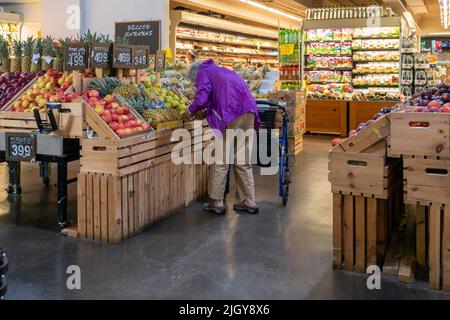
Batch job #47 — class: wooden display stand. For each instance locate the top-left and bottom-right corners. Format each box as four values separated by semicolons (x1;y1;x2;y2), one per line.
349;101;398;131
306;100;347;137
77;117;212;243
269;90;306;157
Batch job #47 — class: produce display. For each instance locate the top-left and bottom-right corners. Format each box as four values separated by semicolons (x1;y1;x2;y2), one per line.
306;42;352;55
306;56;353;70
353;62;400;74
0;71;43;108
353;74;399;86
304;25;401;101
306;70;352;84
9;69;75;112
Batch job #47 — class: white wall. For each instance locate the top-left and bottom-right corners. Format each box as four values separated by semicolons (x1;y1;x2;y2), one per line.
40;0;81;38
81;0;170;48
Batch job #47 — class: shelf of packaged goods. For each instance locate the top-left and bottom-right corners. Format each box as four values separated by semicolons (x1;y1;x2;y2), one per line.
352;36;400;40
353;59;399;63
353;72;399;75
304;40;352;43
352;48;399;52
305;68;353;71
279;79;301;82
176;47;278;58
353;84;399;88
305;53;353;57
176;35;278;50
307;81;352;85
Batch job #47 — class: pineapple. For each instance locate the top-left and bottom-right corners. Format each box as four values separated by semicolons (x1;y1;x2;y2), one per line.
89;77;124;96
21;36;35;73
0;37;10;73
30;38;42;72
41;36;53;71
52;38;65;72
10;39;22;72
113;84;141;98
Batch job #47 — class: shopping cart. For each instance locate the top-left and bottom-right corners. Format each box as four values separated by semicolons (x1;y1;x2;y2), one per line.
224;100;291;206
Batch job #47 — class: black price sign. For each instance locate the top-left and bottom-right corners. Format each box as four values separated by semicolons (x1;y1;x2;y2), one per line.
64;43;89;71
5;133;36;162
133;46;148;68
112;44;133;69
90;43;111;68
115;21;160;54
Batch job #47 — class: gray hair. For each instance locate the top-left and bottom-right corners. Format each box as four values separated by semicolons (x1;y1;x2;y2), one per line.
187;60;203;81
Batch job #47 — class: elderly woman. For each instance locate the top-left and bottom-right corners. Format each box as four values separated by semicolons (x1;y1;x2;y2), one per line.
186;59;261;215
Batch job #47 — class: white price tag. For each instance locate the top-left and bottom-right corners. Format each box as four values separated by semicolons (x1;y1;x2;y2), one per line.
44;55;54;64
32;53;40;64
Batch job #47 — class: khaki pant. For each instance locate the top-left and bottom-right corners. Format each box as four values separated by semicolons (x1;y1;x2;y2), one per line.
209;113;255;201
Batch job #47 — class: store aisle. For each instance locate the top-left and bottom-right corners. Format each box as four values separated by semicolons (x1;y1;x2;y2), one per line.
0;136;449;300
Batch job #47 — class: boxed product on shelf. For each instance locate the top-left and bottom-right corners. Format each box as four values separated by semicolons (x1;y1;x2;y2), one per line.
352;27;400;39
353;62;399;74
352;39;399;50
353;51;400;62
306;42;352;55
353;74;399;86
305;28;352;42
306;70;351;83
306;56;353;69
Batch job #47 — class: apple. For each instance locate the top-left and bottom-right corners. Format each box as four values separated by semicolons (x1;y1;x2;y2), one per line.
103;109;111;116
104;95;114;103
102;115;112;124
109;122;120;131
89;90;100;98
142;124;151;131
121;106;129;114
111;114;120;122
119;115;129;122
116;129;126;137
110;102;120;109
38;98;48;108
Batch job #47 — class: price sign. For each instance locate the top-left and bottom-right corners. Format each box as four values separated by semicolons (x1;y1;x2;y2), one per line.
155;50;166;72
280;44;295;55
5;133;36;162
90;43;111;68
133;46;149;68
112;44;133;69
64;43;89;71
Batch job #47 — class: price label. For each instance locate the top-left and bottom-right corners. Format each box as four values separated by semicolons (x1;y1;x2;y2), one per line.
280;44;295;55
90;43;111;68
133;46;149;68
155;50;166;72
32;53;40;64
64;44;89;71
5;133;36;162
112;44;133;69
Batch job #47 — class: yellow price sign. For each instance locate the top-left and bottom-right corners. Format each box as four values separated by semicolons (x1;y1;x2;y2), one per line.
280;44;295;55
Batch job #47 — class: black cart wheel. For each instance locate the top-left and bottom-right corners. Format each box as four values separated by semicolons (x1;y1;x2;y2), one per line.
43;176;50;186
282;170;290;207
6;185;13;195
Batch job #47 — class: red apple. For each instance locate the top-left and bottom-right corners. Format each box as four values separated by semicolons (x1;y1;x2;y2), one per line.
109;122;120;131
116;129;126;137
89;90;100;97
102;115;112;124
142;124;151;131
111;114;120;122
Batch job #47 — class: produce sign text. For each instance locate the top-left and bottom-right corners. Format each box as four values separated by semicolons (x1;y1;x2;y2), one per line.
113;45;133;69
5;133;36;162
64;44;89;71
115;21;161;54
133;46;149;68
91;44;111;68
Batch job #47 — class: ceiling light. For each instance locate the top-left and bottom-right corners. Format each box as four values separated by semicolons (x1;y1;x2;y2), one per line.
238;0;302;22
439;0;450;29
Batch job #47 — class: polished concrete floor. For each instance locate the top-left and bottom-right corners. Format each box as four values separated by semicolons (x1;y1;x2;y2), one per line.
0;136;449;300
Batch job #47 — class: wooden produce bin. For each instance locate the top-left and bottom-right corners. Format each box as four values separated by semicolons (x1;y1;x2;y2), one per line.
349;101;398;131
78;120;212;243
306;100;347;137
270;91;306;157
330;119;402;273
389;113;450;159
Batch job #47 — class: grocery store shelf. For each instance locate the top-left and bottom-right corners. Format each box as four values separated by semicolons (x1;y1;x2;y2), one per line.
177;35;278;50
305;68;353;71
353;59;399;63
176;47;278;58
307;81;352;84
304;40;351;43
305;53;352;57
352;48;399;52
353;72;399;75
353;84;399;88
353;36;400;40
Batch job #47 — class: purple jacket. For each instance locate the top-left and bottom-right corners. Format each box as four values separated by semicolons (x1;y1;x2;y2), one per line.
188;59;261;133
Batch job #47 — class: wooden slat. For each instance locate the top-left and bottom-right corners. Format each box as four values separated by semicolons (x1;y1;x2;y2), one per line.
77;174;87;238
99;175;108;242
144;168;150;225
128;174;135;236
93;175;101;241
333;193;343;268
416;205;426;266
121;177;129;239
366;197;377;267
108;176;122;243
443;207;450;292
398;206;416;284
149;166;156;223
86;174;94;240
355;196;366;273
377;199;387;260
429;206;442;290
343;195;354;272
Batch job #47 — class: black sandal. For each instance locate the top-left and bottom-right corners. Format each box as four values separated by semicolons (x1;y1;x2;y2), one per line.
233;202;259;214
203;202;226;215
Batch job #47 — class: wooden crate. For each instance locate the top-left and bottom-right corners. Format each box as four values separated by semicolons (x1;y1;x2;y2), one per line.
329;140;400;199
405;204;450;292
338;115;390;153
81;120;211;176
404;157;450;207
306;99;347;136
332;188;401;272
77;162;209;243
349;101;397;131
0;102;85;138
389;112;450;159
288;135;303;156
